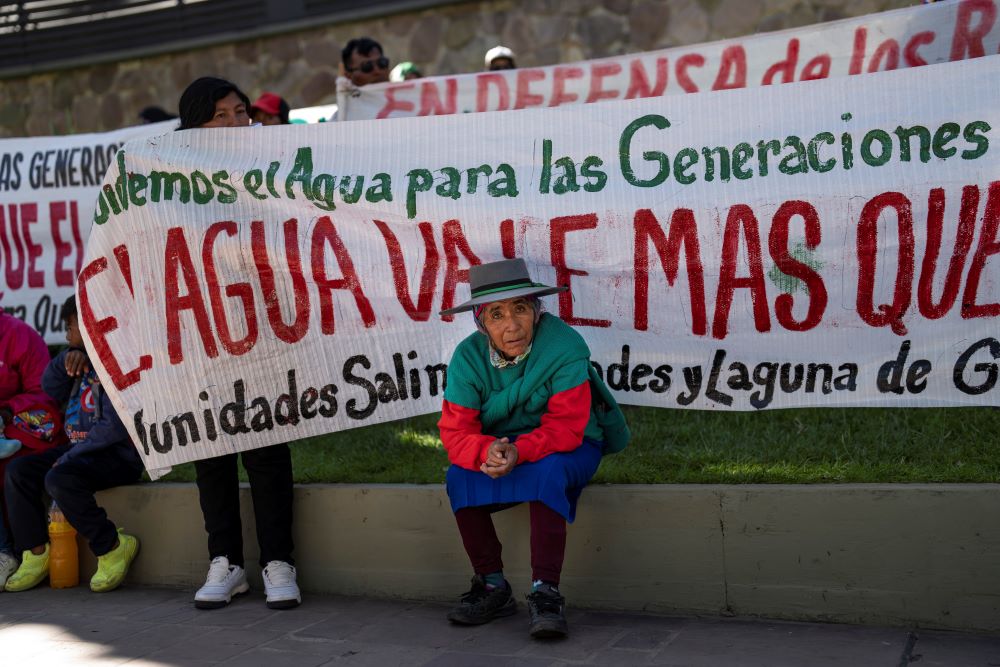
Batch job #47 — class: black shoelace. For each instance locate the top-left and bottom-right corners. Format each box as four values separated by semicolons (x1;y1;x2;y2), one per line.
529;590;563;615
460;582;488;604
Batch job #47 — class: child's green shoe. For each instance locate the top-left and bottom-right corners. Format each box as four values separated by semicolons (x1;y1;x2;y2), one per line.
90;530;139;593
5;545;49;592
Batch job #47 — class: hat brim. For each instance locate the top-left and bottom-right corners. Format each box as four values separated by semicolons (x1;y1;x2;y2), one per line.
440;284;567;316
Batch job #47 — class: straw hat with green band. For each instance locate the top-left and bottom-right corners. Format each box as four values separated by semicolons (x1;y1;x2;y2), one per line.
439;258;567;316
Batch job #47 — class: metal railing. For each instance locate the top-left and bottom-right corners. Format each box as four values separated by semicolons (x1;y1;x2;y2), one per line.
0;0;461;76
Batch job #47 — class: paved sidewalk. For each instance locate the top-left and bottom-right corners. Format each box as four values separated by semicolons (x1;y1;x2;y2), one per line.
1;586;998;666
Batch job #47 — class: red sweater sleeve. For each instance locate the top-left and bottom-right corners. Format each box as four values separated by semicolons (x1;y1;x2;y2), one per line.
438;400;494;471
513;381;591;464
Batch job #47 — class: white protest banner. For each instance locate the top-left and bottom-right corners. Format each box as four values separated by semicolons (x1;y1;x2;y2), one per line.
83;55;999;475
0;121;174;342
338;0;999;121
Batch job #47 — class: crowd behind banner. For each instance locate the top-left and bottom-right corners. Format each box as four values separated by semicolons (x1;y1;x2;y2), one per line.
81;54;1000;476
333;0;1000;121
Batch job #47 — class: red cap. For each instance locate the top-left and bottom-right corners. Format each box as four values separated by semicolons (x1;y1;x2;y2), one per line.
251;92;283;116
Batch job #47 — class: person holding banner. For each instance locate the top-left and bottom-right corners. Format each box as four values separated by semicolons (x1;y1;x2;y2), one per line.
438;258;629;638
341;37;391;87
176;77;301;611
0;311;66;588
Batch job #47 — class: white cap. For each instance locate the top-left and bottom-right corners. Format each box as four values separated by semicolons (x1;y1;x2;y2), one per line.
485;45;515;67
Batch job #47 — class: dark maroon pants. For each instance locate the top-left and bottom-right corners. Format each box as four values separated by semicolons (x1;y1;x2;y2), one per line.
454;501;567;584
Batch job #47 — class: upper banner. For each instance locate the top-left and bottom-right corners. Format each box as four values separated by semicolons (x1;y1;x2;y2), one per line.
83;55;999;474
0;121;173;342
338;0;1000;121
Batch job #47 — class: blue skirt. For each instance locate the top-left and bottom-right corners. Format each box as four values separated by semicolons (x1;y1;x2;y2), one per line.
446;437;603;523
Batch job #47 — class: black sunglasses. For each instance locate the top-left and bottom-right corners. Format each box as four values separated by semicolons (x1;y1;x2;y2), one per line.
350;56;389;74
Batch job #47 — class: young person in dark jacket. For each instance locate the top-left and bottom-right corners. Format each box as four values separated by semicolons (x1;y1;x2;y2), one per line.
4;297;143;592
177;77;300;611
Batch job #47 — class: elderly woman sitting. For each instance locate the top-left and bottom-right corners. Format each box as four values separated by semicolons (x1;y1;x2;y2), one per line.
438;258;628;639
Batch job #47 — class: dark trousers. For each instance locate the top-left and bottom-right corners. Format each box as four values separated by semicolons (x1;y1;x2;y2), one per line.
455;501;567;585
194;443;294;568
0;445;41;553
4;444;143;557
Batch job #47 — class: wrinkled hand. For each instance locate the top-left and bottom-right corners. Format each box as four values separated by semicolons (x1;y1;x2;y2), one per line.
481;438;518;479
65;350;89;377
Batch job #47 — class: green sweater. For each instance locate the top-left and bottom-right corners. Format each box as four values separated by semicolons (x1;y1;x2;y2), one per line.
443;313;629;453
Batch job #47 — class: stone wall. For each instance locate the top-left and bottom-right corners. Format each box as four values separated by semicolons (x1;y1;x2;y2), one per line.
0;0;913;138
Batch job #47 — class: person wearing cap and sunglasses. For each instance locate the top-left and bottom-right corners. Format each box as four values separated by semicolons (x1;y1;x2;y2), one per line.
438;258;629;639
342;37;391;87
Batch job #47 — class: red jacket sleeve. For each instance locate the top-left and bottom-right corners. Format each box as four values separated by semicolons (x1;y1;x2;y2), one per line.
438;400;494;471
513;381;591;464
2;325;55;416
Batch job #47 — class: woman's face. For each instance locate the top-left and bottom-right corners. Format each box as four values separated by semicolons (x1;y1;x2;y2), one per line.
199;91;250;128
482;297;536;359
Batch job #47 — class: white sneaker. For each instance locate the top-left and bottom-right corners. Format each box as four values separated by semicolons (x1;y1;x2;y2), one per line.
262;560;301;609
194;556;249;609
0;551;17;589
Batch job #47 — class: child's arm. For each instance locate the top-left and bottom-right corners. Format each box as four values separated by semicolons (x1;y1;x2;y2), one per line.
56;387;130;465
41;349;76;404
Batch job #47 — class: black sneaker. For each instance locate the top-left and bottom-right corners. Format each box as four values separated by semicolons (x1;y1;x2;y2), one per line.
526;583;568;638
446;575;517;625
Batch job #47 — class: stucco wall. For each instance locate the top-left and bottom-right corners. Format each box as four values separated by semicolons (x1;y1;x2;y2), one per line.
0;0;913;137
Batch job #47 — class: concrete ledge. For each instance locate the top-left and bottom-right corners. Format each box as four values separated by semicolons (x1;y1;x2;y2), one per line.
79;484;1000;632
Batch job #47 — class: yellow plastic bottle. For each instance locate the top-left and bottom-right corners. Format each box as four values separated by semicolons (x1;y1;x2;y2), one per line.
48;503;79;589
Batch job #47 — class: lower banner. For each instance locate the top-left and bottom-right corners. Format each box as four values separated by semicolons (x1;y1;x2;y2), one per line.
82;56;1000;474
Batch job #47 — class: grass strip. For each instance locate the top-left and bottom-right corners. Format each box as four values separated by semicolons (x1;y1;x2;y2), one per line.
156;406;1000;485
